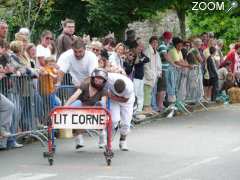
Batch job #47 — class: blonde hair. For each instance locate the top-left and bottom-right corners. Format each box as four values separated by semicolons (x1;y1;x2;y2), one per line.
10;41;23;54
26;43;35;52
208;38;216;47
15;32;28;42
192;38;202;46
115;43;125;51
91;41;102;49
45;56;56;63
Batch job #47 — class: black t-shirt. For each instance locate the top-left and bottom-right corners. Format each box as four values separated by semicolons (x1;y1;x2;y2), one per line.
78;80;107;106
207;56;218;80
123;61;134;76
133;52;150;80
181;48;189;62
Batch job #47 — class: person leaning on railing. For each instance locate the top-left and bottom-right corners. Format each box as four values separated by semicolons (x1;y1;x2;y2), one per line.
0;67;24;149
0;50;14;137
0;35;24;149
0;92;14;137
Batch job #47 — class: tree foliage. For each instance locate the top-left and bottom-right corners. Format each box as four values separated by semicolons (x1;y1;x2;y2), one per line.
3;0;239;45
188;1;240;51
2;0;54;42
40;0;165;40
86;0;163;39
46;0;89;37
2;0;174;40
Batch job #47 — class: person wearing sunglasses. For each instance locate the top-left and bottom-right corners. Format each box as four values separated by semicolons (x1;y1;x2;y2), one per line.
36;30;53;68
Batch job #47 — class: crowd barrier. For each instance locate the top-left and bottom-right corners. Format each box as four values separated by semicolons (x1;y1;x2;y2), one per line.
163;64;208;117
0;68;208;148
0;74;73;148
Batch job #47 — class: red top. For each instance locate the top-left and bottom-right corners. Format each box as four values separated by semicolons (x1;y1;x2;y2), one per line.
221;49;236;73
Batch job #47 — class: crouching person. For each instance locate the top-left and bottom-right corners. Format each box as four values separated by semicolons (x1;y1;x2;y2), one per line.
107;73;135;151
0;93;14;137
65;68;108;149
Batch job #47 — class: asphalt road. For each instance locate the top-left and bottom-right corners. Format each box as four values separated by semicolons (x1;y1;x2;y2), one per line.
0;104;240;180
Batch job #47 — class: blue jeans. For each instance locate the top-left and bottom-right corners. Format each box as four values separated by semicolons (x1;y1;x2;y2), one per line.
6;93;21;148
151;83;158;111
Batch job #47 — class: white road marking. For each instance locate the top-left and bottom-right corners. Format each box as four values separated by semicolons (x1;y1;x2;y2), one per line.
159;156;220;179
231;146;240;152
0;173;57;180
95;176;135;179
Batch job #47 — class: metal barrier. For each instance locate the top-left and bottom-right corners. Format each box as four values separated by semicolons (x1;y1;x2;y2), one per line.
0;74;74;148
164;64;208;117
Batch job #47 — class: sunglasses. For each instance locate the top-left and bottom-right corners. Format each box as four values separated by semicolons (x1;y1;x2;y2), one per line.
92;48;100;52
45;37;53;40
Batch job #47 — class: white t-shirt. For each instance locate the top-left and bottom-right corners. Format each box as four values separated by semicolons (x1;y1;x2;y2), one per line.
109;52;124;68
36;44;51;58
107;73;134;99
57;49;98;85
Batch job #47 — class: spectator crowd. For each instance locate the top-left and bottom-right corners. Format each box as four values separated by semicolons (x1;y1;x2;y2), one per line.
1;18;240;150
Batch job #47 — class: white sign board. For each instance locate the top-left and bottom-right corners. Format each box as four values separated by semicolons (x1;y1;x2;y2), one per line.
51;107;109;129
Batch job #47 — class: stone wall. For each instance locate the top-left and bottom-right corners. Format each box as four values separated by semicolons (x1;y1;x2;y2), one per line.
127;10;180;45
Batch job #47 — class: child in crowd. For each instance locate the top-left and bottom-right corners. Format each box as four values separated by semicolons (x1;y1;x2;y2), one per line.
204;47;218;101
39;56;61;110
218;61;231;91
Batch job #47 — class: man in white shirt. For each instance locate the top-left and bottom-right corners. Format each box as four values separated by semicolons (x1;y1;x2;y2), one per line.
57;37;98;86
107;73;135;151
57;38;98;149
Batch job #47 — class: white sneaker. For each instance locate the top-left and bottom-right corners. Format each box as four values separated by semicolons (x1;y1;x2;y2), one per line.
75;134;84;149
98;130;106;149
0;128;11;137
11;142;24;149
119;140;128;151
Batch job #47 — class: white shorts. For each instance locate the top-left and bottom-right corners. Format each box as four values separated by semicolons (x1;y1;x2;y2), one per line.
110;95;134;136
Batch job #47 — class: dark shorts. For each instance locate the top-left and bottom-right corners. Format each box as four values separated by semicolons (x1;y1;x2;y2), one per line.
157;71;166;92
203;78;217;86
210;78;218;86
203;79;211;86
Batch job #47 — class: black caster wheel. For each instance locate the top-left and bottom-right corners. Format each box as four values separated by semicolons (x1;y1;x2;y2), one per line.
52;147;56;154
48;158;54;166
43;152;49;158
104;150;113;166
107;159;111;166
